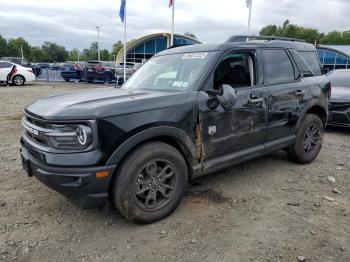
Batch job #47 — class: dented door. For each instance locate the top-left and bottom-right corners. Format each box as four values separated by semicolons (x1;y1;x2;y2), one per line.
197;86;268;160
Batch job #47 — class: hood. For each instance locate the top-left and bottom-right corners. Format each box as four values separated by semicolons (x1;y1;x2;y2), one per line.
330;86;350;103
25;87;192;120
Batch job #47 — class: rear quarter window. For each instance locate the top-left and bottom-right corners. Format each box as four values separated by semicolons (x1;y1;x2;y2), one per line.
298;51;322;76
262;49;296;85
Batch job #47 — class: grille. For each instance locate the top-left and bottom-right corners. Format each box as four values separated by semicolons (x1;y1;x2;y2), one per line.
22;113;51;147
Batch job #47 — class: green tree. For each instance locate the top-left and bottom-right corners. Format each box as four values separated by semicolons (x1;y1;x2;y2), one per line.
100;49;111;61
112;41;123;59
6;37;31;58
259;20;321;44
30;46;45;63
41;42;68;62
0;35;8;57
259;25;278;37
319;31;344;45
68;48;81;61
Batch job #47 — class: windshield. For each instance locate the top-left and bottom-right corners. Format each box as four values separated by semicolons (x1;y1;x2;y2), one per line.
123;52;212;91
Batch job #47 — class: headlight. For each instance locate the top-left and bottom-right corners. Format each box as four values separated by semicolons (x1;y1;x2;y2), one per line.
46;124;93;150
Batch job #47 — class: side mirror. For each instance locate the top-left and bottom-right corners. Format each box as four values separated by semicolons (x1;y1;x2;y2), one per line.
205;84;237;111
217;85;237;110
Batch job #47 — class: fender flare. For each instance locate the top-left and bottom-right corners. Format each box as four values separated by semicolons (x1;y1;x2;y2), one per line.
106;126;198;166
296;101;328;129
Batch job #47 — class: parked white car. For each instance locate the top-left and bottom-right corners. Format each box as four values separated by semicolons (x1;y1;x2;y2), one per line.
0;61;35;86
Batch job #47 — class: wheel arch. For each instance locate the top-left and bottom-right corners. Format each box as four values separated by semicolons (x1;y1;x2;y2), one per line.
106;126;200;180
12;74;26;84
305;105;328;127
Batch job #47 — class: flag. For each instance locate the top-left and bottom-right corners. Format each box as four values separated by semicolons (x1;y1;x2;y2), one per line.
119;0;125;22
169;0;174;8
246;0;252;8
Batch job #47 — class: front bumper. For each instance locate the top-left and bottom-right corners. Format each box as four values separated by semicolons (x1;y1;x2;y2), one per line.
328;106;350;128
20;144;117;209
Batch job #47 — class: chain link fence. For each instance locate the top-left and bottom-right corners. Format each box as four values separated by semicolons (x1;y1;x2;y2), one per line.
34;61;126;86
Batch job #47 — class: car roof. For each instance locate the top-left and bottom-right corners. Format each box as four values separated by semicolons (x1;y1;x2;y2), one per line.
156;40;316;57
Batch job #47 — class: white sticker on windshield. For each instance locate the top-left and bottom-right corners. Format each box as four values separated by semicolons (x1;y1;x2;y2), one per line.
172;81;189;88
182;53;208;60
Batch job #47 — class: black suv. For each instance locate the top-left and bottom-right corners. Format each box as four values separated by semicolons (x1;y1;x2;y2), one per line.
20;36;330;224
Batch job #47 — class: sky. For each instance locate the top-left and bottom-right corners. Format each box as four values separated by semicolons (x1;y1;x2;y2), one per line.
0;0;349;51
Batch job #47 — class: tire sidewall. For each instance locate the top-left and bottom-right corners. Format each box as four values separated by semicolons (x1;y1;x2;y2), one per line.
112;142;188;224
293;114;324;164
12;75;25;86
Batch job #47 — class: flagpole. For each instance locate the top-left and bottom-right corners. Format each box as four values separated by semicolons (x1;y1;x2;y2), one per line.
123;0;127;83
171;0;175;46
248;0;252;33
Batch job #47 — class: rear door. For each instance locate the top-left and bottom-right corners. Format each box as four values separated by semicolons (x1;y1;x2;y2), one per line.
0;62;13;81
262;49;300;141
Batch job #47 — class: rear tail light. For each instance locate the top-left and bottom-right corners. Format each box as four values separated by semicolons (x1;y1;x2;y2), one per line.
27;68;33;73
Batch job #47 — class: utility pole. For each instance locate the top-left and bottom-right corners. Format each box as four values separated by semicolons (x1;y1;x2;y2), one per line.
247;0;253;33
96;26;101;62
20;45;24;59
171;0;175;46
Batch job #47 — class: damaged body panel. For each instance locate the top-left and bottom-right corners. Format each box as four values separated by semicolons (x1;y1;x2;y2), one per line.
20;37;330;223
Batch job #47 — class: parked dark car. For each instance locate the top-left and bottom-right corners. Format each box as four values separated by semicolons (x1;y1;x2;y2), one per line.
50;64;62;71
20;36;330;224
115;62;135;84
61;62;84;82
326;69;350;127
86;61;116;83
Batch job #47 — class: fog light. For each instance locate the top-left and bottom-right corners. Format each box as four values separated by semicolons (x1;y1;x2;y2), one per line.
96;171;109;179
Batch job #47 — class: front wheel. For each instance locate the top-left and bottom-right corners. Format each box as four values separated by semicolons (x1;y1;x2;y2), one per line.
12;75;25;86
287;113;324;164
111;141;188;224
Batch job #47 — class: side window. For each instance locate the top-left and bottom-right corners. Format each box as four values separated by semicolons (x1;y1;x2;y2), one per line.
298;51;322;76
214;52;255;90
0;62;10;68
262;49;295;85
289;49;312;77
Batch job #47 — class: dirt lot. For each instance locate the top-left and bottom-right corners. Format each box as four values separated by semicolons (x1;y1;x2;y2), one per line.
0;82;349;262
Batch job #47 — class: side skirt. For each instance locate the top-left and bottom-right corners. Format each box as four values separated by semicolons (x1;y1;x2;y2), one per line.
192;135;295;179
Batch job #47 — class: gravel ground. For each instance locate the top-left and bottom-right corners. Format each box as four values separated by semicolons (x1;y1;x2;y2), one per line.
0;82;349;262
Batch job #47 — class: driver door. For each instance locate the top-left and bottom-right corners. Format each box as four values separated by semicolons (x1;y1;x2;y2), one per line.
197;51;268;163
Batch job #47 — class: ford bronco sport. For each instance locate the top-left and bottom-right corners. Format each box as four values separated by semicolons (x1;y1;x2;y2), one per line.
20;36;331;223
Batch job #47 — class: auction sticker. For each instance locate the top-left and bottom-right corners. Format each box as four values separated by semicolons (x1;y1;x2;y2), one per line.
182;53;208;59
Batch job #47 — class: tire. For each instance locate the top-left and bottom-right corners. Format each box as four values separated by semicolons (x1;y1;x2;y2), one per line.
111;141;188;224
12;75;25;86
287;113;324;164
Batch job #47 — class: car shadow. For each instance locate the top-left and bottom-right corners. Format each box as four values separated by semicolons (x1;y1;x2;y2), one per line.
326;125;350;135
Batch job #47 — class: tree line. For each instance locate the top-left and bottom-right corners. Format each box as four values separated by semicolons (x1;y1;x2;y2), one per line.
0;35;124;63
260;20;350;44
1;22;349;63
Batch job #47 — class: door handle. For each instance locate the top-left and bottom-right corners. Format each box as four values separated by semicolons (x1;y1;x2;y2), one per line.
249;97;264;104
294;90;305;96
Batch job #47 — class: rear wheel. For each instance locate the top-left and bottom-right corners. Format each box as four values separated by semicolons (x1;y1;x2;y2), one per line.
287;113;324;164
12;75;25;86
111;141;188;224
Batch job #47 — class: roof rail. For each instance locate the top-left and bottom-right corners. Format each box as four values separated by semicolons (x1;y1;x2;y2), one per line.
226;35;305;43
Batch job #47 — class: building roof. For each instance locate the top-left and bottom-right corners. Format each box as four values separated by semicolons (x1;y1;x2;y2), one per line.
322;45;350;57
116;32;201;63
